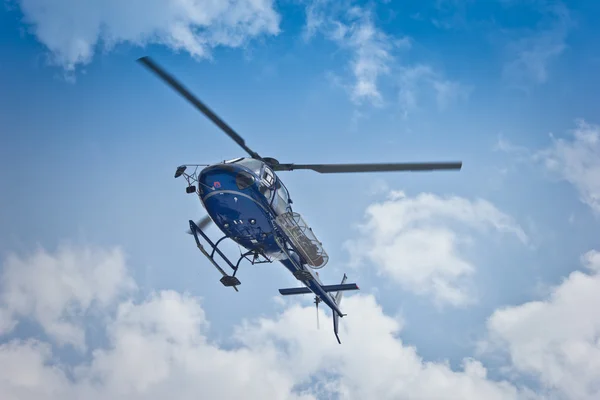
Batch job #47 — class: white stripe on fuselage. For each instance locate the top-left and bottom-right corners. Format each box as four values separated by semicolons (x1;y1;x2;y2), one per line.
202;189;270;213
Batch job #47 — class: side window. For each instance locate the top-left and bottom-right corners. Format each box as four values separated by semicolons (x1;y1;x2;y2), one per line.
235;171;255;190
263;167;275;187
276;181;289;204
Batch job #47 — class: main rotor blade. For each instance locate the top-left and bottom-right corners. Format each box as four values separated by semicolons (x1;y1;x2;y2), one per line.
186;215;213;235
271;161;463;173
137;56;262;160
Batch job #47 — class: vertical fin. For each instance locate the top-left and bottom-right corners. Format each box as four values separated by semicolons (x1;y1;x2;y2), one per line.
335;273;348;305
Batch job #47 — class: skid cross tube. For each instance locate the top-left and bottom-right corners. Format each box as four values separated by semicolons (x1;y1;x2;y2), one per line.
234;250;256;275
211;236;229;259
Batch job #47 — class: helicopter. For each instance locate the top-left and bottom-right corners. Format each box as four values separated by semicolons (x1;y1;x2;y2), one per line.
138;56;463;344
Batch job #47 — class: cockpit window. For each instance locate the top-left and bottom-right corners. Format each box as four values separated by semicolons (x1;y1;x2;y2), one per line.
235;171;255;190
236;158;263;175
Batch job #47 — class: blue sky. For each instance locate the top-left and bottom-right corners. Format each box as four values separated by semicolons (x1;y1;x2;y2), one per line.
1;0;600;398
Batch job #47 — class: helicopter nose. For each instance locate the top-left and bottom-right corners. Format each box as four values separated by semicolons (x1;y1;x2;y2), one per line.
198;164;238;191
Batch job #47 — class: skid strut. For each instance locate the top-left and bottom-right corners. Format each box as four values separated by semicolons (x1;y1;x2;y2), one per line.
188;220;241;292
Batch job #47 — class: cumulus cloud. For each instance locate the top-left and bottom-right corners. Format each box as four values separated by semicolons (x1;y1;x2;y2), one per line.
238;295;529;400
0;245;135;350
13;0;281;71
485;248;600;400
345;191;528;306
0;244;540;399
303;1;466;110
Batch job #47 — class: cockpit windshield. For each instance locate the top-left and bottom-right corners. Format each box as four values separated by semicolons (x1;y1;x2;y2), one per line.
235;158;263;175
275;180;289;204
272;179;291;215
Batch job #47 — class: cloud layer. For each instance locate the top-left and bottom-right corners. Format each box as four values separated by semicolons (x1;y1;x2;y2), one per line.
0;244;546;400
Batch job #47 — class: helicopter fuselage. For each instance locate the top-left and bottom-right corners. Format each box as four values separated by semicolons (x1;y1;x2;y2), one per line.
198;157;290;256
197;157;343;316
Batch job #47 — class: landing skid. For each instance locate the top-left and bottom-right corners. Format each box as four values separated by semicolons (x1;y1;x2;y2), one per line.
188;219;273;292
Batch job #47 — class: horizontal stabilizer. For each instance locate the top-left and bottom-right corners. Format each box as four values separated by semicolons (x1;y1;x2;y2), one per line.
279;283;359;296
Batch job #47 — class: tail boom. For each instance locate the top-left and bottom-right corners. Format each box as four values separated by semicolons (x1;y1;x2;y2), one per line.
279;272;358;344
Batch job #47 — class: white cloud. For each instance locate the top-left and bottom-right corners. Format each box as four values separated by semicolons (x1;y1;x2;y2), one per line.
304;2;404;106
0;245;135;350
536;119;600;215
342;10;398;105
581;250;600;272
14;0;281;72
485;248;600;400
303;1;466;111
237;295;529;400
345;191;528;306
0;244;540;399
0;340;73;399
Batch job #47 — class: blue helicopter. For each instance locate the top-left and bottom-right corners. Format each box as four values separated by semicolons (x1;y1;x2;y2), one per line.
138;56;463;343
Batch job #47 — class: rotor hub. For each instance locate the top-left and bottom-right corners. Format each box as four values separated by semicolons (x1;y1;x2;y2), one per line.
263;157;280;166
